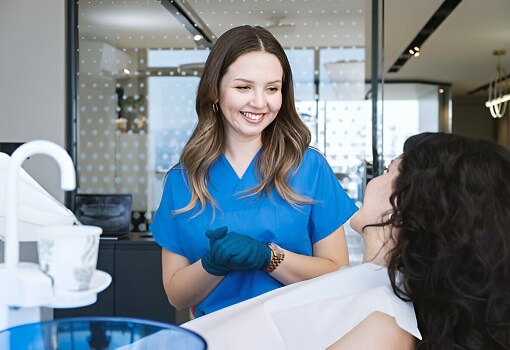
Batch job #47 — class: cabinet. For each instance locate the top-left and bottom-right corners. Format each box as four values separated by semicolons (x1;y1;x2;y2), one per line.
54;233;176;324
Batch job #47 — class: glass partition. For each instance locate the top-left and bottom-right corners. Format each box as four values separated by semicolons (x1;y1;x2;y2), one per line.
73;0;450;267
75;0;369;234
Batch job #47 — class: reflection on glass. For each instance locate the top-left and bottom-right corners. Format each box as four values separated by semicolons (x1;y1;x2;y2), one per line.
75;0;443;249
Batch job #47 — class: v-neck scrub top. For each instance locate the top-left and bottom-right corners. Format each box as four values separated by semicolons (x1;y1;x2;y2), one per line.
150;147;358;317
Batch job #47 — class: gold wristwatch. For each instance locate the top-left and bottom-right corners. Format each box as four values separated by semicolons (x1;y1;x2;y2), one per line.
266;242;285;273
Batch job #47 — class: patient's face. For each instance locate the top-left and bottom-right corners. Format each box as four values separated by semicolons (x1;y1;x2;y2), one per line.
350;157;401;234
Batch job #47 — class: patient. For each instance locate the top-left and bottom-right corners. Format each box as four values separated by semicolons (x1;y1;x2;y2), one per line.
182;132;510;349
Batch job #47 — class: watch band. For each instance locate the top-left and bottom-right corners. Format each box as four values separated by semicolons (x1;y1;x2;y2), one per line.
266;242;285;273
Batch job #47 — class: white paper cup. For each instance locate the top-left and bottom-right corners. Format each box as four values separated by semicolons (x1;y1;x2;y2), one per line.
37;225;102;294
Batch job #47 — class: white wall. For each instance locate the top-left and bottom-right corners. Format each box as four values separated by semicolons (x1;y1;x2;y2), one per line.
0;1;67;320
0;0;67;202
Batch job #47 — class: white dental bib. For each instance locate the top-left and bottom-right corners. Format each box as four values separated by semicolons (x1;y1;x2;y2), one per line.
183;263;421;350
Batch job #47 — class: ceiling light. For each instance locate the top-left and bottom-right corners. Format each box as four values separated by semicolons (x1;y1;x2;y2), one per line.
486;50;509;118
388;0;462;73
193;34;203;41
486;94;510;107
408;47;420;57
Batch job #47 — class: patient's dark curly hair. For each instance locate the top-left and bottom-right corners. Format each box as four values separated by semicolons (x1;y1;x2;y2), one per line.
386;132;510;349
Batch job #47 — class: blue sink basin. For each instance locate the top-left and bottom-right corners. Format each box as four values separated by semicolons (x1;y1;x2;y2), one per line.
0;317;206;349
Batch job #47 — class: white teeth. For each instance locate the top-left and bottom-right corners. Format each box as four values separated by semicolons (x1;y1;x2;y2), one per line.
241;112;264;120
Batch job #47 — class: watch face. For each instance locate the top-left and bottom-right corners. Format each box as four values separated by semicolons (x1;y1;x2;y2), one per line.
271;243;284;255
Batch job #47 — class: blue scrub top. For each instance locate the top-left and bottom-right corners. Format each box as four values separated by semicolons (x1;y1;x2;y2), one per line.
150;148;358;317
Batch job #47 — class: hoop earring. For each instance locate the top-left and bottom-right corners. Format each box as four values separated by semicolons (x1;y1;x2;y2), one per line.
212;103;219;113
388;212;394;221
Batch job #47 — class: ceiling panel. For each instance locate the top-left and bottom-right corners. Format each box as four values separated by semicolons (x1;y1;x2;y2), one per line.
78;0;510;97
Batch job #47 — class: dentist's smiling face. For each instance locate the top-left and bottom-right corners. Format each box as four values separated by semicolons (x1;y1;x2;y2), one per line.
218;51;283;143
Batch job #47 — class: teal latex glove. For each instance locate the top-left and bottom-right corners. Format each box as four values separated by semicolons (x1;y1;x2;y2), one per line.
201;226;230;276
209;231;272;272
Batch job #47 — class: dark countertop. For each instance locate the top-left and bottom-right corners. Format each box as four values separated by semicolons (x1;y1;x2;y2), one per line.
100;231;153;241
99;231;156;249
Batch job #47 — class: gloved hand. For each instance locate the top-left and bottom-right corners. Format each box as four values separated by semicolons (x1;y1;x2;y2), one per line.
208;230;271;272
201;226;230;276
